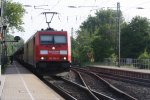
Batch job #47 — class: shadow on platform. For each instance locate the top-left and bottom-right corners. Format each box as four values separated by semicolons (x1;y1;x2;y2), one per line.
4;61;32;75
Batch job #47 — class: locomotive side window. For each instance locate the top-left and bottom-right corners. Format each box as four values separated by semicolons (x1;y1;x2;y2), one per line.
40;35;53;44
54;35;67;44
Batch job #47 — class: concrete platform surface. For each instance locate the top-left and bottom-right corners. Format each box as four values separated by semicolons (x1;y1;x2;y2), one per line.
0;75;5;98
91;65;150;74
0;61;64;100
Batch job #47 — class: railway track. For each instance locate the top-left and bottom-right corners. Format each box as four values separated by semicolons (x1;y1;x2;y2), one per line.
68;68;137;100
79;66;150;87
97;72;150;87
40;69;137;99
71;66;150;100
42;76;99;100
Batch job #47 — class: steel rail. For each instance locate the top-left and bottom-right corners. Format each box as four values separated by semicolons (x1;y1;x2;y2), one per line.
72;70;99;100
98;72;150;87
92;72;137;100
72;67;137;100
71;69;116;100
60;77;99;100
82;66;150;87
42;77;77;100
43;76;99;100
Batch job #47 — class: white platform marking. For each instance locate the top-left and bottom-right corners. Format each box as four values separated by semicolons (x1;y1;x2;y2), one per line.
14;62;35;100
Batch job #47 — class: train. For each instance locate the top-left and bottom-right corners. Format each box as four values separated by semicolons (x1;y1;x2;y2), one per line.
14;27;71;76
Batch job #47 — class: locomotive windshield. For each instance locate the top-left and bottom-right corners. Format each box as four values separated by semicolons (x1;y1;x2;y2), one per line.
40;35;53;44
40;35;67;44
54;36;66;44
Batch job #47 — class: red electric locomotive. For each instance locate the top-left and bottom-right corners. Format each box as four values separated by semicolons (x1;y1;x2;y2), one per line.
15;12;71;75
24;28;71;75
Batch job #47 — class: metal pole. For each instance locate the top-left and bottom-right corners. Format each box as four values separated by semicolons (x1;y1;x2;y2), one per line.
71;27;73;38
3;25;7;65
117;2;121;67
0;0;3;75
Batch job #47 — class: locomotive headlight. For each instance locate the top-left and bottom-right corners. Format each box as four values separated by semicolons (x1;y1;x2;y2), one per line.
52;47;55;50
63;57;67;60
41;57;44;60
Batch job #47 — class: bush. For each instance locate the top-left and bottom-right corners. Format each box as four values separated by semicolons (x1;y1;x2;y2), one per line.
137;50;150;69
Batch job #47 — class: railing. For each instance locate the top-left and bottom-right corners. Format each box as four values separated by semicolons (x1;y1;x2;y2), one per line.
104;58;150;69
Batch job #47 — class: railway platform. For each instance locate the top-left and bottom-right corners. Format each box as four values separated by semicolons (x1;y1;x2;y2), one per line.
87;65;150;79
89;65;150;73
0;61;64;100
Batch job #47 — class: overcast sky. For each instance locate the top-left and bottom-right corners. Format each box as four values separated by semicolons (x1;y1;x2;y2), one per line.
12;0;150;41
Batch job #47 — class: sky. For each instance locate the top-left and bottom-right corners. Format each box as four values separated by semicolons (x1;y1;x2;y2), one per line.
11;0;150;42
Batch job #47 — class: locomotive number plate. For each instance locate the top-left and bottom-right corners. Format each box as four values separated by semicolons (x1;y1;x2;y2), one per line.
49;51;60;54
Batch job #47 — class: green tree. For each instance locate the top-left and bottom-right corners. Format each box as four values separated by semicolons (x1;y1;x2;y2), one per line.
138;49;150;59
3;0;25;32
76;9;123;63
76;29;92;62
2;1;25;55
71;37;80;64
137;49;150;69
6;34;24;56
121;16;150;58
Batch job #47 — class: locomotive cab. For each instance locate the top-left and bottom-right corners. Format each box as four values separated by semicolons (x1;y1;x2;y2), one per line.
35;30;71;75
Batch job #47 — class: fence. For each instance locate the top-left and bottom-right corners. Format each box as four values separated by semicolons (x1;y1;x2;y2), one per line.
104;58;150;69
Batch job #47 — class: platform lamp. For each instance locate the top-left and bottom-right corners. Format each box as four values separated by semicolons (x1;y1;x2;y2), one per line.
14;36;20;42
